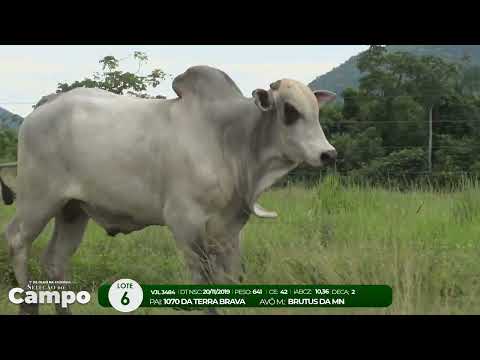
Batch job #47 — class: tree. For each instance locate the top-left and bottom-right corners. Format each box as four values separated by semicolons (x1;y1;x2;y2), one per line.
330;127;385;173
36;52;170;108
306;45;480;186
461;65;480;96
0;127;18;162
342;87;361;120
351;148;427;183
355;46;467;174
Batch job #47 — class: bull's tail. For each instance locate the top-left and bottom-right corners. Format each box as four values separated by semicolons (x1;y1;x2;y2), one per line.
0;176;15;205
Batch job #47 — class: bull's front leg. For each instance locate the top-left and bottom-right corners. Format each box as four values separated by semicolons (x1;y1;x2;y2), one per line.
182;234;242;285
166;200;248;314
165;206;219;315
203;212;247;284
177;238;230;315
207;234;242;284
170;219;246;314
184;232;242;316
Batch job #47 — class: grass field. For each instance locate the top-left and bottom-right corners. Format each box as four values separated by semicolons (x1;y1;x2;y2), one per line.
1;175;480;315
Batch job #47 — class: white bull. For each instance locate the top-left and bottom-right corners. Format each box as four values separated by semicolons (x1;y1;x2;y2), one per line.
1;65;337;315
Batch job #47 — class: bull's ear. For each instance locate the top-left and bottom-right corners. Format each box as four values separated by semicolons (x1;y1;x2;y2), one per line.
314;90;336;107
253;89;274;111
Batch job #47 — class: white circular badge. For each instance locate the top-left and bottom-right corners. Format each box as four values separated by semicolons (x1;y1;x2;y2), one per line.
108;279;143;313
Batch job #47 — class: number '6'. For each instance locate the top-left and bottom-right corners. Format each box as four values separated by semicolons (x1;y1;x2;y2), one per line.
121;291;130;305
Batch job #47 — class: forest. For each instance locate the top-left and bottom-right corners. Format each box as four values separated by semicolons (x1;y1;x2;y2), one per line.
293;45;480;187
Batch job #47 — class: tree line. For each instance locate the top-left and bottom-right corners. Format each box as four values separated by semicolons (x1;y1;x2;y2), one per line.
290;45;480;187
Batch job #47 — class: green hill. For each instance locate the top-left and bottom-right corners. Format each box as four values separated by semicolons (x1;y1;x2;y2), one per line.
0;107;23;130
309;45;480;97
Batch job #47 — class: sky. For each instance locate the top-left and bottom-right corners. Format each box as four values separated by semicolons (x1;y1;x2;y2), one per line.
0;45;369;117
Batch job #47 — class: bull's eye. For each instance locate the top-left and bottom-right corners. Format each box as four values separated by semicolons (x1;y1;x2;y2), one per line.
284;102;300;126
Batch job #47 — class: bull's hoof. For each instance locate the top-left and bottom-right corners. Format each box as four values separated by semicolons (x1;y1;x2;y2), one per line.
19;303;39;315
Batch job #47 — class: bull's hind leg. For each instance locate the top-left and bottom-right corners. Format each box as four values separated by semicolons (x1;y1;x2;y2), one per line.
5;206;59;315
41;201;89;315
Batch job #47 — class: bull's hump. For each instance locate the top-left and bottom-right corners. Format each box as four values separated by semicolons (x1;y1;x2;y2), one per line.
172;65;244;101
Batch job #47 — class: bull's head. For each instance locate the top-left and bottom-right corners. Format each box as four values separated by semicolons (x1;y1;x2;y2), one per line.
252;79;337;168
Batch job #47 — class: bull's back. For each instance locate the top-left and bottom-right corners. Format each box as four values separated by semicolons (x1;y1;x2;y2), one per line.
17;89;174;212
17;88;234;221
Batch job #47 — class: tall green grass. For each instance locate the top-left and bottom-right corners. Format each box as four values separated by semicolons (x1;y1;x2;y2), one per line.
1;175;480;315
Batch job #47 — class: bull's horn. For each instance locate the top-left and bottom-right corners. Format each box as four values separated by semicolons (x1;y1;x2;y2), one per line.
252;202;278;219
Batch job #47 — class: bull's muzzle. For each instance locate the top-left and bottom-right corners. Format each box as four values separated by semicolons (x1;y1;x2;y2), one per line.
320;149;337;166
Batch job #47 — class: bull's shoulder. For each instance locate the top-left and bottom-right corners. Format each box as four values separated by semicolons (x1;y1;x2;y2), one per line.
172;65;244;101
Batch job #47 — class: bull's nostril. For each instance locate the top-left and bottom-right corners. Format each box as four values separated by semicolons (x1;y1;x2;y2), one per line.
320;150;337;164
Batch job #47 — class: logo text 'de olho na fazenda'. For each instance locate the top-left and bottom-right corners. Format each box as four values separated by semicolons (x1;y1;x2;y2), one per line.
8;280;91;309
